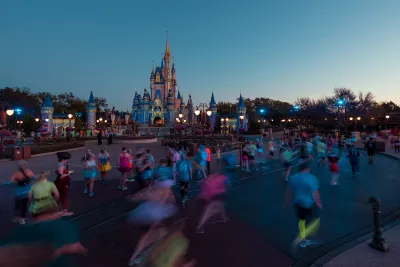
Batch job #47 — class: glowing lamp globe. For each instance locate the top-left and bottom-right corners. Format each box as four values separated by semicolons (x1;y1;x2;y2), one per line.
206;110;212;116
194;110;200;116
6;109;14;116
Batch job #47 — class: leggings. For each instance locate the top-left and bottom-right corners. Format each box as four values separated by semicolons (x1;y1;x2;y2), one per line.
15;198;29;218
179;181;189;198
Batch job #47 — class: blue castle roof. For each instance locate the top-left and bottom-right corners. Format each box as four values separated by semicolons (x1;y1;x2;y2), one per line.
238;94;245;108
42;93;53;108
210;92;216;105
177;91;182;99
88;91;95;104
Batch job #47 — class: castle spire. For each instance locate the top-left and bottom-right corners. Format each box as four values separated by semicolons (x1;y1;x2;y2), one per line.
164;31;170;59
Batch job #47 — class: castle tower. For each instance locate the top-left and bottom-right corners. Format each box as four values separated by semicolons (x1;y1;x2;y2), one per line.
86;91;96;128
142;89;151;124
186;94;194;124
175;90;182;109
131;92;139;122
41;93;54;133
209;92;217;129
236;93;247;131
166;89;174;123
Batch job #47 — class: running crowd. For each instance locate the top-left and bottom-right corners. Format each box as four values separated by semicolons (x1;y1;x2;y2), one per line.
0;130;379;266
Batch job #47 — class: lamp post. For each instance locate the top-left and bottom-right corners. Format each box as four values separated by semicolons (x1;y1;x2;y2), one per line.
178;113;183;141
336;99;344;137
239;115;244;141
385;115;389;130
68;113;73;127
195;103;209;124
356;117;361;130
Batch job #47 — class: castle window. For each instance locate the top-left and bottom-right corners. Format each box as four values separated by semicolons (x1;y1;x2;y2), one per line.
156;72;160;83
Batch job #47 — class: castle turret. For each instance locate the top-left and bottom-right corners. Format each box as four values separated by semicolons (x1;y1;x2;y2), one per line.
131;92;139;121
186;94;194;124
166;89;174;123
86;91;96;128
209;92;217;129
41;93;54;133
236;94;247;131
142;89;151;124
175;90;182;109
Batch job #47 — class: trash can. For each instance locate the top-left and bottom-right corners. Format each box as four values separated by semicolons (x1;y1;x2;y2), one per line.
22;146;31;159
11;146;22;161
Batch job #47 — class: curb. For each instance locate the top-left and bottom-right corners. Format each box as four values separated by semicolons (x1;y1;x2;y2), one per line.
293;206;400;267
356;147;400;161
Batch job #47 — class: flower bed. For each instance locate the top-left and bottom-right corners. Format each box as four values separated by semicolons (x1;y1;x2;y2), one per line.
30;141;85;155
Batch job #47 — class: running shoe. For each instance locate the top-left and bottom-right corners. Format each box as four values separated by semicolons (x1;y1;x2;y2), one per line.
62;211;74;216
121;186;128;191
89;192;94;197
19;219;26;225
299;239;311;248
84;188;88;194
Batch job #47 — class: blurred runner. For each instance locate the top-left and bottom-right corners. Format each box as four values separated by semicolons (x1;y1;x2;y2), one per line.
285;161;322;248
196;173;229;234
9;161;35;224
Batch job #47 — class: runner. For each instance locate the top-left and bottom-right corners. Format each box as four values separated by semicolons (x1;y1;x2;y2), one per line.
54;152;73;216
196;173;229;234
83;153;97;197
216;144;221;164
98;148;111;185
267;139;276;160
248;141;259;171
154;159;173;182
241;143;250;172
316;140;327;167
327;151;340;185
348;142;361;178
285;161;322;248
127;179;178;266
118;147;132;190
9;161;35;224
2;171;87;267
176;153;192;204
194;145;207;179
280;147;293;182
365;136;377;164
29;171;59;217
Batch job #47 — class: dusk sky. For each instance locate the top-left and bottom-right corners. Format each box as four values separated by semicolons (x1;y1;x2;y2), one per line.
1;0;400;110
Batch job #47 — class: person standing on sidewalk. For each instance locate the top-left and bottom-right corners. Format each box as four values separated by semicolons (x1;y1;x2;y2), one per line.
285;161;322;248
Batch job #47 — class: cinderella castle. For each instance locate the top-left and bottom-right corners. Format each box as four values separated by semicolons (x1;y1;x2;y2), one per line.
131;36;196;125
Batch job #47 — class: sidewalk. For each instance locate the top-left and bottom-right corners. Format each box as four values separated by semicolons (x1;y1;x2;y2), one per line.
322;222;400;267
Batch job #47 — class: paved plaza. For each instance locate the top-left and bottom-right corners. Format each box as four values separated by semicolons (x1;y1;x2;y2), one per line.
0;138;399;266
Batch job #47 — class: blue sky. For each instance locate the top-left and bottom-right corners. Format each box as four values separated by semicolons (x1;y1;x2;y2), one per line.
1;0;400;110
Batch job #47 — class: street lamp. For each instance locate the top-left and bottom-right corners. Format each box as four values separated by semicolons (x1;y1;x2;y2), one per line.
194;109;200;116
35;118;39;122
385;115;390;130
68;113;73;127
336;99;345;136
206;110;212;116
45;118;49;122
179;113;183;119
6;109;14;116
349;117;354;121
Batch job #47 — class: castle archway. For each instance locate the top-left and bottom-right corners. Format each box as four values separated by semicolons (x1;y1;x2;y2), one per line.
153;117;163;125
